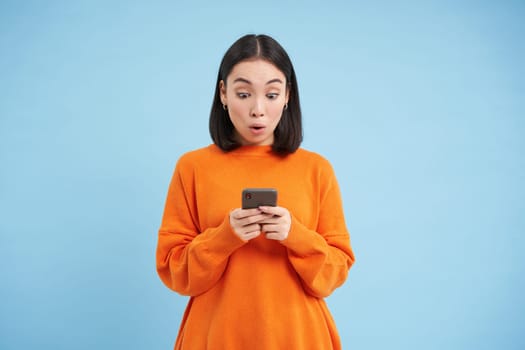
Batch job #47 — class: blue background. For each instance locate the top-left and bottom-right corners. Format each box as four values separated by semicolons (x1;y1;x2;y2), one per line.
1;0;524;349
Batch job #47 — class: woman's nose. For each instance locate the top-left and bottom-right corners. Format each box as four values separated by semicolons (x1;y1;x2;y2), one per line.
250;98;265;117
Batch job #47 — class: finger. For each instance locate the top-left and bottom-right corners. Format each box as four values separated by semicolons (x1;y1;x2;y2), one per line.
240;213;274;226
245;223;262;233
257;216;280;225
241;228;261;241
265;232;278;240
231;208;262;220
251;213;275;224
258;206;288;217
261;224;279;233
265;232;287;241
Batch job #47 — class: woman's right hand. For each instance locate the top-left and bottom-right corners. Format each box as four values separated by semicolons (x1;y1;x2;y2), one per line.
229;208;272;242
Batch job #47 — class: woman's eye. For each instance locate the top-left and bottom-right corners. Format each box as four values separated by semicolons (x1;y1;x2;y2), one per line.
237;92;250;99
267;93;279;100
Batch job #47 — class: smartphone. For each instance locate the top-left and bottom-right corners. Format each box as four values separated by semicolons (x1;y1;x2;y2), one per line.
242;188;278;209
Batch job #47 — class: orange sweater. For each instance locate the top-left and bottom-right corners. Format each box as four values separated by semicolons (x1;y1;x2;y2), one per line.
156;144;355;350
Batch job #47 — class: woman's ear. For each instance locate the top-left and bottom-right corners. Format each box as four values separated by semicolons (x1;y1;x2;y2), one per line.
219;80;227;105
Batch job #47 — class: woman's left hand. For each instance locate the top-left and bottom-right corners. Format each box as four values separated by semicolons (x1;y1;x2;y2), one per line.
257;206;291;241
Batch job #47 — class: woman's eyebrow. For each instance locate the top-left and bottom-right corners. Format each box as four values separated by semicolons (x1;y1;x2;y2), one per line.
233;77;251;84
232;78;284;85
266;78;284;85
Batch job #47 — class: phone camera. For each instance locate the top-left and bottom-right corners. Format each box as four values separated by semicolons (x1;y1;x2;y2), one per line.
245;193;252;200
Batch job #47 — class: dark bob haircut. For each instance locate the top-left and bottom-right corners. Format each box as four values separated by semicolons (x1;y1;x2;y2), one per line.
209;34;303;155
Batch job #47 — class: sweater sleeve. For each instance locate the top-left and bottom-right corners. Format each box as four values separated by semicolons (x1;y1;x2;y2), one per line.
280;163;355;298
156;160;246;296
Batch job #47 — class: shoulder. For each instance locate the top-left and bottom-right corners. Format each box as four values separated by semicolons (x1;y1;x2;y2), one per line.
178;144;222;162
175;144;224;171
291;149;339;185
291;148;340;192
292;148;334;171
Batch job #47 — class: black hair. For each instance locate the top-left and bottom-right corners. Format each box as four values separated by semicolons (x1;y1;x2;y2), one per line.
209;34;303;155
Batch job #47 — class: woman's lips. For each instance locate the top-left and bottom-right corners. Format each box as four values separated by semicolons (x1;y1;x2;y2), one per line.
249;125;266;135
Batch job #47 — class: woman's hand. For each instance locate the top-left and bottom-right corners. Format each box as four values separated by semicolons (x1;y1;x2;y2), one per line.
229;208;273;242
257;206;291;241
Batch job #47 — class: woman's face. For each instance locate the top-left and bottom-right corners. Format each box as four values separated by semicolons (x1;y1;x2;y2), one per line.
220;59;289;146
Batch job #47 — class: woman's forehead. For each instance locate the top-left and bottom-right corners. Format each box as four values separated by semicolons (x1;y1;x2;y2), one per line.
227;59;285;85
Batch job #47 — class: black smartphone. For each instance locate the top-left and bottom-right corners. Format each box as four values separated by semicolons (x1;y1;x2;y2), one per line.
242;188;278;209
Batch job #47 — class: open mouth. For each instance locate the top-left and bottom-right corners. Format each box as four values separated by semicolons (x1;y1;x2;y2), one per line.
249;125;266;135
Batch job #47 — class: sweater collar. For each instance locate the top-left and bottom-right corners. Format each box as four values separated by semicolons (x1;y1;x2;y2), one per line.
210;144;274;157
230;145;273;156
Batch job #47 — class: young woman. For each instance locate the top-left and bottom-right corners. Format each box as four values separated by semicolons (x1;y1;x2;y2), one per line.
156;34;355;350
